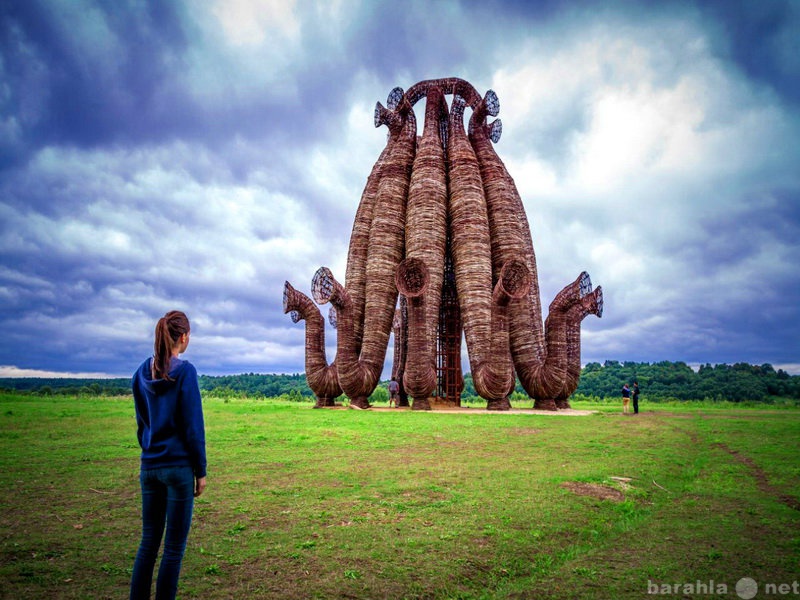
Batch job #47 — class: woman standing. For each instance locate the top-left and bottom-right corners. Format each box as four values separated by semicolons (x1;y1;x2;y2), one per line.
130;311;207;600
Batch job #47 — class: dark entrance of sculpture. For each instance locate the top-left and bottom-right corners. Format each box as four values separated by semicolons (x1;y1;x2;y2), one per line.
283;78;603;411
436;248;461;406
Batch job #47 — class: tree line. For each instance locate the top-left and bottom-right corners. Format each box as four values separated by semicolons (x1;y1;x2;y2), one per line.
1;361;798;403
574;360;800;403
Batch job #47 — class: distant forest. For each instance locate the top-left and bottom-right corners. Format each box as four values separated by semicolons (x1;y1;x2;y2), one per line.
1;361;798;403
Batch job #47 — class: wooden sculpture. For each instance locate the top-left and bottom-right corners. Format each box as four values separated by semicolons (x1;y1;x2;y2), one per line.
283;78;603;410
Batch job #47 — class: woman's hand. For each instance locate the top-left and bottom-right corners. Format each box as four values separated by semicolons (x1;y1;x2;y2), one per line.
194;476;207;497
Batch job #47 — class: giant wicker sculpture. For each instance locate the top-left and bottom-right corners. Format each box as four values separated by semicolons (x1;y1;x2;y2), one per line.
284;78;603;410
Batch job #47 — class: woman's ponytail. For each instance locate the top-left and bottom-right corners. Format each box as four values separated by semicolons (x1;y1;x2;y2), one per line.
151;310;191;380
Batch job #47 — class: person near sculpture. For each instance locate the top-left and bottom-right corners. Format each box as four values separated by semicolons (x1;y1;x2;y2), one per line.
632;381;640;414
130;310;207;600
621;383;631;415
388;377;400;407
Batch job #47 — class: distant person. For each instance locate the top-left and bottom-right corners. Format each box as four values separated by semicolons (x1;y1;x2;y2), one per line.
621;383;631;415
388;377;400;408
632;381;640;414
130;311;207;600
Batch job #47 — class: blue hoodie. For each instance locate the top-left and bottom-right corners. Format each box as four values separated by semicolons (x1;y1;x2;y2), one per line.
132;357;207;478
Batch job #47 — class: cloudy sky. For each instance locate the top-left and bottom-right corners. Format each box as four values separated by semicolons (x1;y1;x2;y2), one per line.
1;0;798;379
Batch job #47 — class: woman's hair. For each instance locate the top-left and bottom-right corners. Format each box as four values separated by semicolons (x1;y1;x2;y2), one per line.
152;310;191;380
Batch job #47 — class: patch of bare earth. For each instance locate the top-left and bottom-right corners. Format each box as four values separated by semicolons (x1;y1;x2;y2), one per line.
560;482;625;503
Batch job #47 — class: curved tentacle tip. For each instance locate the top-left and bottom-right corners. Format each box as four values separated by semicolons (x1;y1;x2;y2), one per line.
374;101;385;128
283;280;295;313
579;271;593;298
311;266;335;304
499;258;531;299
484;89;500;117
386;86;404;110
594;286;604;318
396;257;430;297
490;119;503;144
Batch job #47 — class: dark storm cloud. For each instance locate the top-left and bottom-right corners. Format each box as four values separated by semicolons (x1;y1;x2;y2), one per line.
1;0;376;177
1;1;189;159
699;0;800;104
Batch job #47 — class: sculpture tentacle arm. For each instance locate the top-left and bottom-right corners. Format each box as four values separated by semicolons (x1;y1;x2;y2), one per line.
555;286;603;408
549;271;592;314
450;94;530;408
316;101;417;409
527;276;599;409
283;281;341;407
312;266;377;408
468;97;548;394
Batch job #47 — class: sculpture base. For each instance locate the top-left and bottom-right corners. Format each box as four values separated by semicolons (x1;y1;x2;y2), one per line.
313;397;337;408
429;397;460;409
486;397;512;411
411;397;432;410
349;397;371;410
534;398;558;411
555;398;571;410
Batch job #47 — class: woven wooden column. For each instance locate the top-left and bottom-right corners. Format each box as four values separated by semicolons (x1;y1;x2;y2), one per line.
469;95;546;377
447;95;493;388
448;94;527;406
402;86;449;406
344;88;405;355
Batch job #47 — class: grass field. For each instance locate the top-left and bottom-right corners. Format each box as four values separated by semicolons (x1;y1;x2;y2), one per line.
1;394;798;599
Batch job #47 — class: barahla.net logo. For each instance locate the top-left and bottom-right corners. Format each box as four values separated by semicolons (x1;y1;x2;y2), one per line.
648;577;800;598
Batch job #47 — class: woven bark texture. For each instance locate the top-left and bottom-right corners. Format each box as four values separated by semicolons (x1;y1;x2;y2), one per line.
284;78;602;408
282;281;341;406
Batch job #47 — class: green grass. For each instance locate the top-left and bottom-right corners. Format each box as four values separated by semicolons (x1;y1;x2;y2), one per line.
1;394;798;599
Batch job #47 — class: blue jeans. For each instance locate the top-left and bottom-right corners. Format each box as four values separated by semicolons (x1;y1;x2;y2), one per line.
130;466;195;600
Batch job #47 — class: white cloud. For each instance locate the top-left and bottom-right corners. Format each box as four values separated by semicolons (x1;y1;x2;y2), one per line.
210;0;301;47
0;365;123;378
